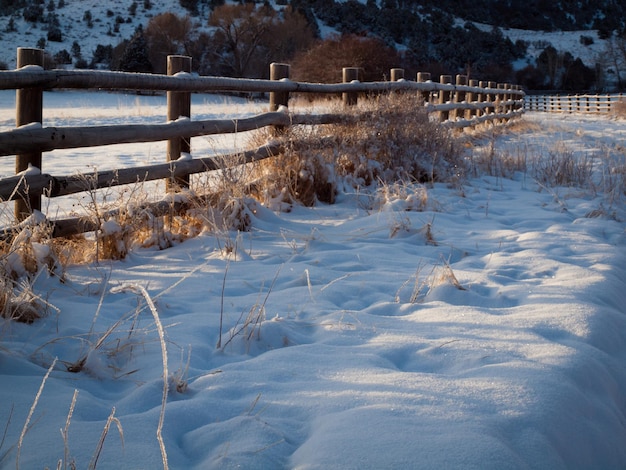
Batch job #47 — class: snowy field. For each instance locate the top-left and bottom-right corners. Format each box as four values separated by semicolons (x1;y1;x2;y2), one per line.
0;91;625;469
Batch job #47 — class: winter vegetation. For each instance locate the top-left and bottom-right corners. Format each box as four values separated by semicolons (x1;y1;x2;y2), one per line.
0;86;624;468
0;1;625;469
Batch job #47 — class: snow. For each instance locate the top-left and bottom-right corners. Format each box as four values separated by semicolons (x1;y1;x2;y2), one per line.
0;0;605;74
15;163;41;176
0;92;625;469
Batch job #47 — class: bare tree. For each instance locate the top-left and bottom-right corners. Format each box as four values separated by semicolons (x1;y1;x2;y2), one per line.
208;4;276;78
145;13;193;74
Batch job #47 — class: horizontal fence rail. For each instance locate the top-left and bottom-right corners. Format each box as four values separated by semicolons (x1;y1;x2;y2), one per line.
524;93;625;113
0;48;525;239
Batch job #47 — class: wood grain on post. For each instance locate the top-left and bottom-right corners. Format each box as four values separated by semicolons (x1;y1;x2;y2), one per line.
390;68;404;82
478;81;488;116
167;55;192;190
269;62;290;135
467;79;478;119
438;75;452;122
269;63;290;111
342;67;360;106
417;72;431;103
488;81;497;115
453;74;467;121
15;47;44;220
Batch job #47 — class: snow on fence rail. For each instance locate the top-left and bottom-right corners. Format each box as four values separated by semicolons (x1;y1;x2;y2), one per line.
0;48;524;238
524;93;626;114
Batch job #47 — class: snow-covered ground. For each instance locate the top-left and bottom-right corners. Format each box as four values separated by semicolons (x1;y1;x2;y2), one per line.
0;0;198;70
0;93;625;469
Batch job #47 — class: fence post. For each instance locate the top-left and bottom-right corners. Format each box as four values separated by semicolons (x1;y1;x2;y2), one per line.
390;68;404;82
479;80;489;116
417;72;431;103
15;47;44;220
438;75;452;122
453;74;467;121
487;81;497;115
269;62;290;135
496;83;506;116
166;55;192;191
468;79;478;119
342;67;360;106
269;62;290;111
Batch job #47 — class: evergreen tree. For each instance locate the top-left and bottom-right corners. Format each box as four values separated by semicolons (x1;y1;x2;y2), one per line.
118;26;152;72
71;41;81;59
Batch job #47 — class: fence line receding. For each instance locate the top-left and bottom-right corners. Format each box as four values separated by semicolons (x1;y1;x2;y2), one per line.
524;93;625;114
0;47;525;238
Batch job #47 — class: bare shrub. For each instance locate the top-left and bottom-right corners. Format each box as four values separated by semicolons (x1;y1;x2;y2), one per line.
309;93;461;181
207;4;314;78
145;13;193;74
613;99;626;118
244;93;463;210
291;34;401;83
532;144;594;188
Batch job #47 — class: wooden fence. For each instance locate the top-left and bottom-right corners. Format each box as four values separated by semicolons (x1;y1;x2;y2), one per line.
524;93;625;114
0;48;525;239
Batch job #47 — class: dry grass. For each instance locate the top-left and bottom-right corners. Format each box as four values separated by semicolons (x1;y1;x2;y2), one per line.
246;92;463;211
395;255;466;304
613;99;626;118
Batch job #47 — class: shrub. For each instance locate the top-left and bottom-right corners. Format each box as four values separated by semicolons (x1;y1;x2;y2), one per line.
74;58;89;69
291;34;400;84
144;12;192;74
116;26;152;73
23;4;43;23
248;93;462;210
206;4;314;78
92;44;113;66
53;49;71;64
47;25;62;42
613;100;626;118
71;41;81;58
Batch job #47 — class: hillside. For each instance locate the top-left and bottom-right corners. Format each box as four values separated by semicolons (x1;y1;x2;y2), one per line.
0;0;622;90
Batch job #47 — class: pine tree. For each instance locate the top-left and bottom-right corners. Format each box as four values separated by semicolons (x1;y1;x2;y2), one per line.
118;26;153;73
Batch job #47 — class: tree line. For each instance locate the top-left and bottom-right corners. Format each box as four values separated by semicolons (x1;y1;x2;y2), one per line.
4;0;626;91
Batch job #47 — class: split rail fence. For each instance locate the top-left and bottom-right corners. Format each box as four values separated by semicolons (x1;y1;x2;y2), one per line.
524;93;625;114
0;48;525;239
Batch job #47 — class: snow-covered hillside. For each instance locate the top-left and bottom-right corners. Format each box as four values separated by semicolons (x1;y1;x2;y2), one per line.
0;0;610;75
0;0;206;69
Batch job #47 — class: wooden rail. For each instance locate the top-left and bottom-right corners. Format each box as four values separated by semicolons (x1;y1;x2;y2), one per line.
524;93;625;114
0;48;525;238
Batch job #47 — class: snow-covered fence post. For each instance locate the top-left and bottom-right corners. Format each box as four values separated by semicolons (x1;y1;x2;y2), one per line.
417;72;431;103
513;85;524;112
479;80;489;116
496;83;506;116
269;62;290;135
468;79;478;119
438;75;452;122
166;55;192;191
390;68;404;82
487;81;497;115
452;74;467;121
15;47;44;220
342;67;360;107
